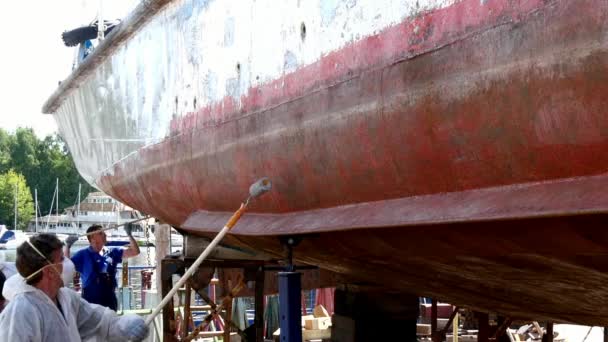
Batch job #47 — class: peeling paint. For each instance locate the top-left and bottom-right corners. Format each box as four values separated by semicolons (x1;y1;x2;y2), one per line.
224;17;235;47
283;50;298;73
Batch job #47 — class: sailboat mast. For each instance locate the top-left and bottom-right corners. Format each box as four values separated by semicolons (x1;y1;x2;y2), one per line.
56;178;59;216
35;188;38;232
77;183;81;232
46;183;57;231
76;183;82;217
13;183;17;230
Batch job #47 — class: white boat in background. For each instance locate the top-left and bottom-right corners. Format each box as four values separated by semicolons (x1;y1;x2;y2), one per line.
28;191;155;247
0;227;31;250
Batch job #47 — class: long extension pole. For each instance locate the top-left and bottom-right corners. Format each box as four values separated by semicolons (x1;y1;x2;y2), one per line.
143;178;271;327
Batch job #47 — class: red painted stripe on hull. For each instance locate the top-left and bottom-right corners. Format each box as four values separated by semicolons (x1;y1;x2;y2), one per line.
171;0;548;133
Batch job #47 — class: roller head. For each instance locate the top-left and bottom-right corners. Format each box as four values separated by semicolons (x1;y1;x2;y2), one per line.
249;177;272;199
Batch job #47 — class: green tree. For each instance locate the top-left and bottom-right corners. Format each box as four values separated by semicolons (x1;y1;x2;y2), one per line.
0;128;13;173
1;129;92;217
0;170;34;230
33;134;65;215
10;128;40;185
45;134;94;211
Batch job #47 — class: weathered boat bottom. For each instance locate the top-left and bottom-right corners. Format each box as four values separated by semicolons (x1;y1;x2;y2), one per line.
176;213;608;327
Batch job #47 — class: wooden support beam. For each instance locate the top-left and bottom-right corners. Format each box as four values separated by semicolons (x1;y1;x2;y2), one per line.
161;257;185;342
432;299;438;342
477;312;490;342
533;322;544;340
440;307;460;336
189;305;213;311
196;288;218;310
224;297;233;342
453;311;459;342
255;266;265;342
182;283;192;339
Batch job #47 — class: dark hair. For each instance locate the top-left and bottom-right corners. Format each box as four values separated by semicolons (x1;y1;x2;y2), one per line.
16;233;63;285
86;224;103;241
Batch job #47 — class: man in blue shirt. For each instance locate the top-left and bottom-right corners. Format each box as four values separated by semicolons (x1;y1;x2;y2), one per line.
66;224;140;311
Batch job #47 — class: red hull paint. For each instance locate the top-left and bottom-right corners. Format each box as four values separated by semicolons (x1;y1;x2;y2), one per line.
95;0;608;324
102;0;608;221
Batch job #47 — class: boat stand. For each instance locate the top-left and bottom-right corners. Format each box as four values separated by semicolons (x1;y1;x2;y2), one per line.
275;237;305;342
160;255;268;341
159;234;318;342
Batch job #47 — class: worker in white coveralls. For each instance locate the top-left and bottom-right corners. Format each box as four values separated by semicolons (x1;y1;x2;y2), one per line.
0;258;17;312
0;233;149;341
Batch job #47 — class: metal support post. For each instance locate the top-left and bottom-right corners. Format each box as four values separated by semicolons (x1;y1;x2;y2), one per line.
255;266;265;342
477;312;489;342
276;236;304;342
546;322;553;342
279;272;302;342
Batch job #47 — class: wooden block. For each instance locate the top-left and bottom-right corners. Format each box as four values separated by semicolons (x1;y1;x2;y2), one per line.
305;317;332;330
302;314;315;326
313;304;330;318
272;327;332;341
303;328;332;340
417;324;432;335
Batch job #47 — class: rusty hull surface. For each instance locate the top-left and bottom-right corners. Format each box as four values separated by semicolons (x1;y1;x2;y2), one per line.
90;0;608;325
205;214;608;326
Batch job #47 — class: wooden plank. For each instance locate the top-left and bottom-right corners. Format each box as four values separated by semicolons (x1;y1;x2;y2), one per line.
533;322;544;340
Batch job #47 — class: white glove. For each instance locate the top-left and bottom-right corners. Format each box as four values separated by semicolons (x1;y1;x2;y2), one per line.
117;314;149;341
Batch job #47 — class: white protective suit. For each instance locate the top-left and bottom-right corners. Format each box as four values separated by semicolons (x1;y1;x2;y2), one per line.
0;261;17;278
0;274;146;342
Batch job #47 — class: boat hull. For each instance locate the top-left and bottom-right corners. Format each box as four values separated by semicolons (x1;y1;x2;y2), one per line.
45;0;608;325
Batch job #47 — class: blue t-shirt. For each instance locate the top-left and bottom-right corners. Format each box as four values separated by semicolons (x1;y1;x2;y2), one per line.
71;247;123;308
